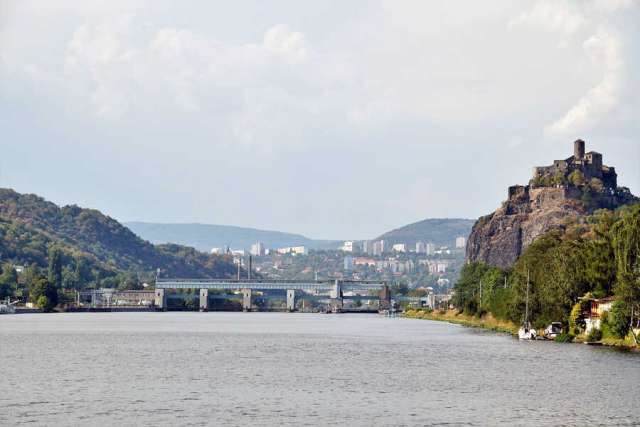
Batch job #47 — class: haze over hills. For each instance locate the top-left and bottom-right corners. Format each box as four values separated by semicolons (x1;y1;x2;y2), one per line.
374;218;475;248
127;218;475;252
125;222;342;252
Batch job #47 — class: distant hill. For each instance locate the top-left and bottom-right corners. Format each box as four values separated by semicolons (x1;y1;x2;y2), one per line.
0;189;238;283
374;218;475;247
125;222;341;252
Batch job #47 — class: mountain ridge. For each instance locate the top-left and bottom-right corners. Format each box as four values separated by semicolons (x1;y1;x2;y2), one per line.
125;221;342;252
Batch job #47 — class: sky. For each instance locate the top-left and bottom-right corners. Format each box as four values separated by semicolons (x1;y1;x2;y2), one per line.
1;0;638;240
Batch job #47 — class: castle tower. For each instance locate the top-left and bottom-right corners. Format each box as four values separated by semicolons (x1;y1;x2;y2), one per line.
574;139;585;160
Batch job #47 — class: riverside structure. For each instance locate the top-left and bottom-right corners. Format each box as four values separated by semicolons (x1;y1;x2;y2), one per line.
154;278;391;313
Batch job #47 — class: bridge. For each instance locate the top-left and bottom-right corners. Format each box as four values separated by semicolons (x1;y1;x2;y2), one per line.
154;278;391;313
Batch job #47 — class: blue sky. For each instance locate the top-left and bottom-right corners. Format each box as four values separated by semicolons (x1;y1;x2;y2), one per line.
1;0;638;239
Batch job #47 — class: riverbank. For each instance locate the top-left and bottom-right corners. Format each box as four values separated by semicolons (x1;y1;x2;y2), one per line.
404;309;639;350
403;309;519;335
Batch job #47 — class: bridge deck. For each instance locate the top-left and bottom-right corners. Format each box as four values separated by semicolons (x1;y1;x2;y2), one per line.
156;278;386;291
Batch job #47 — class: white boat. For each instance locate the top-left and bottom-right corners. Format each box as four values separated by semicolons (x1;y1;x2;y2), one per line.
518;322;536;340
518;270;536;340
543;322;563;339
0;298;17;314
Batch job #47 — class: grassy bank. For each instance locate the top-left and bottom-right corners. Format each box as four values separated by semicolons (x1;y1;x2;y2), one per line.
403;309;519;335
405;309;639;350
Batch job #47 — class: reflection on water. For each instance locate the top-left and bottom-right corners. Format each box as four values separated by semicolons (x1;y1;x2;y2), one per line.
1;312;639;426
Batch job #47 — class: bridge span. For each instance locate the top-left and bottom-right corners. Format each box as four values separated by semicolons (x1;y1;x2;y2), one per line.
154;278;391;313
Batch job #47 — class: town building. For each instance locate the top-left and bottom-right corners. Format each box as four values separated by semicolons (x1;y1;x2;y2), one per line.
354;257;377;267
277;246;308;255
455;237;466;249
341;241;358;252
416;241;426;254
344;256;354;271
425;243;436;256
392;243;407;253
250;242;266;257
372;240;385;256
361;240;372;255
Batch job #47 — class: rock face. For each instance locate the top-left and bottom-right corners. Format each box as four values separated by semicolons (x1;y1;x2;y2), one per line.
466;140;637;269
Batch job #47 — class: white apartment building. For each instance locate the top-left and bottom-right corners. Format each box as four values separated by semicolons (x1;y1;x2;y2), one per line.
425;243;436;255
372;240;385;256
250;242;266;257
455;236;467;249
341;241;358;252
277;246;308;255
415;241;426;253
392;243;407;253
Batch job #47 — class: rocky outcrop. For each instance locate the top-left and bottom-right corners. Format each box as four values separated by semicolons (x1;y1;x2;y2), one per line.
466;184;637;269
466;140;638;269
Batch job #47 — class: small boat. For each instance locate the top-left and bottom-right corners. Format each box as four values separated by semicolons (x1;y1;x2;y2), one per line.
518;270;536;340
0;298;17;314
543;322;563;339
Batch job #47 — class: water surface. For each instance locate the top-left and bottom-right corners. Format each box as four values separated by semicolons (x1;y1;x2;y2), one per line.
1;312;638;426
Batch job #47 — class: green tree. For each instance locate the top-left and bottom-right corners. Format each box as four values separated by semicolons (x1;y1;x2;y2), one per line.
47;246;63;289
568;170;585;187
29;277;59;312
609;301;630;339
612;205;640;317
0;263;18;299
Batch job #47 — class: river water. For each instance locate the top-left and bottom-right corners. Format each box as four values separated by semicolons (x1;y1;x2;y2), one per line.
1;312;639;426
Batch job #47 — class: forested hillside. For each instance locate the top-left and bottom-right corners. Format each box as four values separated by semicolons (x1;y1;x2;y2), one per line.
0;189;238;297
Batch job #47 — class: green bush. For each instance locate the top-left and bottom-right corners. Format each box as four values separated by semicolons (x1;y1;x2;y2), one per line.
554;333;575;343
37;295;55;312
586;327;603;342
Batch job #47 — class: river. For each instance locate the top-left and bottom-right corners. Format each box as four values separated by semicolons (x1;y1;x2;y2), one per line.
1;312;638;426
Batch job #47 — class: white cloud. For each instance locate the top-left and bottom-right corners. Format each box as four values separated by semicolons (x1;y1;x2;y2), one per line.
262;25;309;61
507;0;636;137
546;29;624;135
508;1;587;38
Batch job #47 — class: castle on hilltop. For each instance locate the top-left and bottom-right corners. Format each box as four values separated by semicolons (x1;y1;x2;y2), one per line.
531;139;617;190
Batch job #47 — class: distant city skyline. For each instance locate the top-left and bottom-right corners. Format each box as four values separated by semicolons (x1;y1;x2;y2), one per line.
1;1;638;240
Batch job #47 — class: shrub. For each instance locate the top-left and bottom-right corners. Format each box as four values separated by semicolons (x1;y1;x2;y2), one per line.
586;327;603;342
569;170;585;186
37;295;55;312
554;333;575;343
569;302;585;334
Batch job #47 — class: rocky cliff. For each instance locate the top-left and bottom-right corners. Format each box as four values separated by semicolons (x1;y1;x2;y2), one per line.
466;140;637;268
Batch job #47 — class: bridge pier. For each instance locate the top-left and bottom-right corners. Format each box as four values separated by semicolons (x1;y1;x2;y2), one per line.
242;288;252;312
378;285;391;312
154;288;166;311
199;289;209;312
286;290;296;312
330;279;343;313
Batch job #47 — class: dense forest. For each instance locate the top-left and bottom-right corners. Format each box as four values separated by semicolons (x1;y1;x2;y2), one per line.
453;203;640;340
0;188;239;306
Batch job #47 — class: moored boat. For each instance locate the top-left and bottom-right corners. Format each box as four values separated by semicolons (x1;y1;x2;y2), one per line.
518;270;536;340
0;298;17;314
